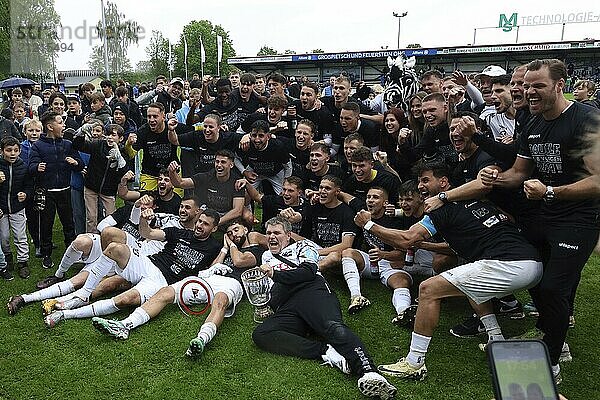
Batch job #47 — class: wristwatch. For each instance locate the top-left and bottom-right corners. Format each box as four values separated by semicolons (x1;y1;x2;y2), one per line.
437;192;449;203
543;186;555;203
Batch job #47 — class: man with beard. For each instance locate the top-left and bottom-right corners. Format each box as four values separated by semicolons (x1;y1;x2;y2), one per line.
91;219;263;358
252;216;397;400
43;207;221;328
299;175;357;270
343;146;400;206
242;176;306;234
303;143;345;192
235;120;291;195
290;82;335;145
167;150;249;227
128;102;185;192
355;161;542;382
479;59;600;383
241;95;294;138
119;169;182;215
168;113;241;177
484;74;517;142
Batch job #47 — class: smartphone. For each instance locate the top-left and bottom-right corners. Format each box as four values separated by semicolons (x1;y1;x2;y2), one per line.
487;340;559;400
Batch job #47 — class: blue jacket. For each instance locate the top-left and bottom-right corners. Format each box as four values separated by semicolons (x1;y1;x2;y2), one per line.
28;135;84;189
0;157;33;213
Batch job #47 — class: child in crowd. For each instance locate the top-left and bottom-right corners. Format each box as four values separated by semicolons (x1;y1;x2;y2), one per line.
0;136;33;278
11;101;30;135
20;119;42;257
88;93;112;125
72;123;129;233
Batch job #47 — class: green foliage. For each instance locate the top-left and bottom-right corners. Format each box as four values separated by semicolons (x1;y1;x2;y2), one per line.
0;220;598;399
6;0;60;79
143;30;170;78
88;0;140;75
311;49;325;54
257;45;278;56
172;20;236;78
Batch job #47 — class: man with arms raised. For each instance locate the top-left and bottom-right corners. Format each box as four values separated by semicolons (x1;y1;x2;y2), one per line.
252;216;397;399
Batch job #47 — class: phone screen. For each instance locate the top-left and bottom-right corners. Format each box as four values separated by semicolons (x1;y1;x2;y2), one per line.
488;340;558;400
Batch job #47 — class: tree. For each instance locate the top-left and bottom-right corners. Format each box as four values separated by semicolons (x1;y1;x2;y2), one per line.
4;0;60;81
172;20;236;78
311;49;325;54
88;1;140;75
144;30;170;78
257;45;278;56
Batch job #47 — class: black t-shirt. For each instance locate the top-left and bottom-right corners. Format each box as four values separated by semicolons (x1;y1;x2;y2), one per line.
238;139;290;177
177;130;241;175
303;164;345;192
155;194;182;215
231;90;263;115
363;213;406;252
241;112;295;138
223;243;266;283
287;143;311;180
111;204;141;240
334;118;379;148
342;169;401;205
518;101;600;227
148;228;221;284
300;202;357;248
415;123;459;168
424;200;540;262
191;170;245;214
197;100;242;132
451;147;497;186
262;195;306;234
134;123;184;177
291;100;335;141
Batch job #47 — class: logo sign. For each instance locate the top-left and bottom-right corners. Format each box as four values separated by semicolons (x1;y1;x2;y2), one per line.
499;13;518;32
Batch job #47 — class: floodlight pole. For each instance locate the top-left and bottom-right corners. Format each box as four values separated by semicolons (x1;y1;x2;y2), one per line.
393;11;408;49
100;0;110;80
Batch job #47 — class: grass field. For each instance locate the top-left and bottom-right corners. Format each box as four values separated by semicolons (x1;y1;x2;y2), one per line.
1;223;599;400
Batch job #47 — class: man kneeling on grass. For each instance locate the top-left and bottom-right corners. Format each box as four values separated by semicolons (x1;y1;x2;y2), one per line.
251;216;397;399
353;161;542;381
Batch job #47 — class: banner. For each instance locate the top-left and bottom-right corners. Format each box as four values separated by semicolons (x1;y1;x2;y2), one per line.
217;35;223;62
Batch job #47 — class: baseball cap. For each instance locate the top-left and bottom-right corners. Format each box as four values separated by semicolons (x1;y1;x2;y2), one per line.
66;93;80;103
476;65;507;78
169;77;184;88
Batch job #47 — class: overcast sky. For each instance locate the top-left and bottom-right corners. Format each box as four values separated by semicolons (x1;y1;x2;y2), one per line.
54;0;600;71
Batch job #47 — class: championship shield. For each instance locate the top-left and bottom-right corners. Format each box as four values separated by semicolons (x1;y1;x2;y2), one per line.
241;267;273;323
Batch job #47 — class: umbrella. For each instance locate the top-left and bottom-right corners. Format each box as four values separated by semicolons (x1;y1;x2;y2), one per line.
0;76;38;89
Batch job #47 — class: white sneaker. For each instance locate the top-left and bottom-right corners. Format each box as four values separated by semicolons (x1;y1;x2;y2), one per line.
44;311;64;328
55;296;88;310
321;344;351;375
559;342;572;363
358;372;397;399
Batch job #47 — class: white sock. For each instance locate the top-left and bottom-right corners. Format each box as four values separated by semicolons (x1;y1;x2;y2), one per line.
121;307;150;330
480;314;504;341
406;332;431;367
392;288;411;314
23;280;75;303
62;299;119;320
197;321;217;344
56;245;84;278
56;288;86;303
341;257;361;297
78;254;116;300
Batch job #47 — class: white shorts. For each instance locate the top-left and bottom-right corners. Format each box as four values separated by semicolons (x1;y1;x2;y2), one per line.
116;250;168;304
81;233;103;265
358;250;412;287
441;259;543;305
171;275;243;318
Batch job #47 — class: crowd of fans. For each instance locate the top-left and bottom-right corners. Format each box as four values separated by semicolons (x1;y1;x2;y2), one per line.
1;57;599;397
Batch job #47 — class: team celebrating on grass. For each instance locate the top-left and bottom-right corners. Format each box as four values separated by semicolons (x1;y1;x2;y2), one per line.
3;57;600;399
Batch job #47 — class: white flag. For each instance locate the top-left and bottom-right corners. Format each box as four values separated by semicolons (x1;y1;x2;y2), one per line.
168;39;174;71
200;37;206;63
183;35;188;64
217;35;223;63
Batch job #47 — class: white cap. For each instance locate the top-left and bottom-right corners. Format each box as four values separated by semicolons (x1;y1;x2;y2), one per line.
476;65;507;78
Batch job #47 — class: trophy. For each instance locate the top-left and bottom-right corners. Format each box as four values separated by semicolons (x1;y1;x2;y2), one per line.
241;267;273;323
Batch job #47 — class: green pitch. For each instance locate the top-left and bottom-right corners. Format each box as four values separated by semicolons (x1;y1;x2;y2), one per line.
1;224;598;399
